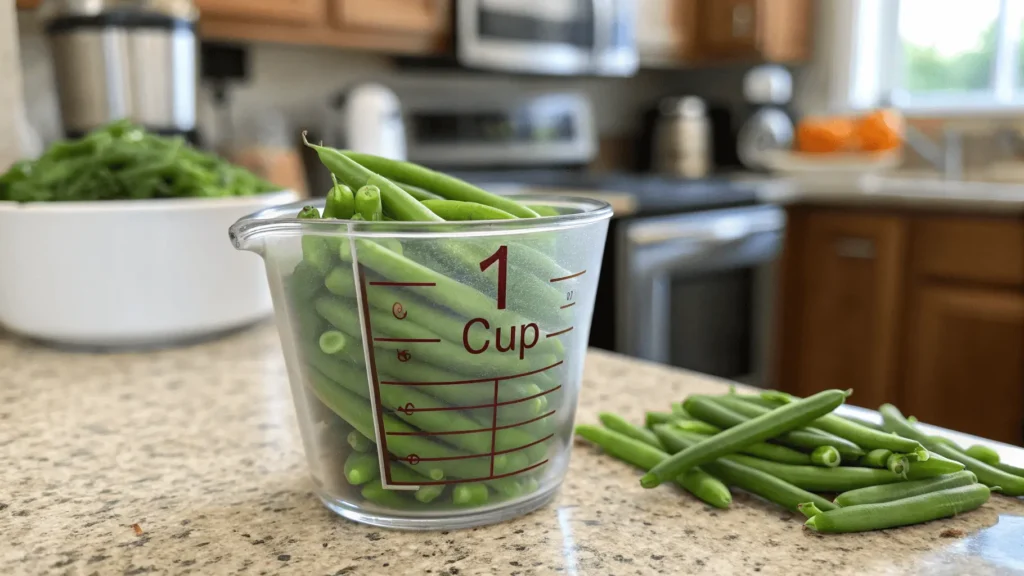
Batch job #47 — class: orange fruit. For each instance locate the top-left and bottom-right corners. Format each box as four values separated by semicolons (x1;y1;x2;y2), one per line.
857;109;903;152
796;116;856;154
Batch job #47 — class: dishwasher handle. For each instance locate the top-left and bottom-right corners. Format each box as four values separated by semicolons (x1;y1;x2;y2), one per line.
625;207;785;248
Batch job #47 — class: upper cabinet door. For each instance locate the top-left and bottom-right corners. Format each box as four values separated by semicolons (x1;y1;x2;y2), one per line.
698;0;760;58
195;0;327;24
636;0;699;64
332;0;452;35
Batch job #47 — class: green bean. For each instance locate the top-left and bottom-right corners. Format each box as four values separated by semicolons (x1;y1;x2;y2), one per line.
965;445;1001;466
834;471;978;507
811;446;841;468
672;420;723;436
347;430;372;453
342;151;540;218
452;483;490;506
803;484;992;533
676;429;812;465
344;452;380;485
396;182;442;201
645;411;680;428
887;453;910;477
297;206;334;274
318;330;349;355
575;425;731;509
355;185;383;221
726;453;902;492
903;452;965;480
421;199;517;221
291;260;327;301
859;449;893;468
686;395;863;459
527;204;561;217
880;404;1024;496
653;425;836;513
995;462;1024;478
745;393;924;456
324;174;356;219
599;413;663;449
641;389;851;488
306;367;496;480
302;134;442;222
670;402;689;418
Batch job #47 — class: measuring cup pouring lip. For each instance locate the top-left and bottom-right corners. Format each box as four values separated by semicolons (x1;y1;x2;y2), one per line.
229;195;613;250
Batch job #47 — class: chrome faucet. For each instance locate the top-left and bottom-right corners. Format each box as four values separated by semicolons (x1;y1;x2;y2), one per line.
902;124;963;180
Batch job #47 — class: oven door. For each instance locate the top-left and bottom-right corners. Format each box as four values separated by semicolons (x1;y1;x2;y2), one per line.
617;205;785;384
457;0;637;76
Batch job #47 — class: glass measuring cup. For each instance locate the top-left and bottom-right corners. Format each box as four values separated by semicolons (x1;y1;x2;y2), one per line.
230;195;612;529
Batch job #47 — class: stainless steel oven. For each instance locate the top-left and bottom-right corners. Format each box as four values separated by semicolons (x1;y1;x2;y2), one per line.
457;0;638;76
616;205;784;385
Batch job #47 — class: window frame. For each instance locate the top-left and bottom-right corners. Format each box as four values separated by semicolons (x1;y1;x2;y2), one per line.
884;0;1024;114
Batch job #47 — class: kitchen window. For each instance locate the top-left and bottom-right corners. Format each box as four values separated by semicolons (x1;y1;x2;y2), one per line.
886;0;1024;111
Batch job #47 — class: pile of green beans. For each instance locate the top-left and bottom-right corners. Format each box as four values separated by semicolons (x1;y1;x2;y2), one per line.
574;390;1015;534
0;120;277;202
288;138;578;512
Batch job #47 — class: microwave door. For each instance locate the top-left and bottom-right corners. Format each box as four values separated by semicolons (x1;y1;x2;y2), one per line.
458;0;595;75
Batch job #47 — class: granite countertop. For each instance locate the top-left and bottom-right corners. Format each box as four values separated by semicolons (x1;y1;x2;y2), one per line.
760;175;1024;214
2;324;1024;576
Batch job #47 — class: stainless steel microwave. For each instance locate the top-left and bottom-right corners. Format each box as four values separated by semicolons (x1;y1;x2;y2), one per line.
457;0;638;76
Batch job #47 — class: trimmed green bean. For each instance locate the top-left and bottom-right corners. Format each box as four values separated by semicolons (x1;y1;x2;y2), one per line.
670;402;689;417
599;412;663;449
344;452;380;485
811;446;841;468
421;199;517;221
686;395;864;458
641;389;851;488
347;430;372;453
354;185;383;221
730;453;903;492
297;206;333;274
834;471;978;507
653;425;836;513
396;182;442;201
678;429;812;465
672;420;723;436
452;483;490;506
887;453;909;478
324;175;356;219
804;484;992;533
996;462;1024;478
527;204;560;217
361;481;419;508
318;330;349;355
575;425;731;509
965;444;1001;466
880;404;1024;496
903;451;965;480
342;151;540;218
645;411;680;428
302;134;442;222
859;449;893;468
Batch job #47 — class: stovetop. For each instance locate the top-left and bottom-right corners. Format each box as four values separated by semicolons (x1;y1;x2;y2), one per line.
448;170;768;217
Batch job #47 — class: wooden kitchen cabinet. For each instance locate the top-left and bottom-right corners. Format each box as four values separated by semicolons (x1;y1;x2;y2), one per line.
776;210;907;410
331;0;452;35
636;0;699;65
903;285;1024;445
776;207;1024;445
195;0;327;24
696;0;813;63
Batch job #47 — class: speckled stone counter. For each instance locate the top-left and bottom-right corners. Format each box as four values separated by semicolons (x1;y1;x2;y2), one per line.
2;324;1023;576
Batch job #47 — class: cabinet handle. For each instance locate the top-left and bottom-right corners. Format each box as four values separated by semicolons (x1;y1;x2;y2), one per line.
835;237;875;259
731;2;754;38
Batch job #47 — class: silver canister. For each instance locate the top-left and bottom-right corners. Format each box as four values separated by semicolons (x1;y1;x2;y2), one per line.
654;96;711;179
43;0;198;137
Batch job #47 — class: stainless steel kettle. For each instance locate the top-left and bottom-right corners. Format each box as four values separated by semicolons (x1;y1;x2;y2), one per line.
42;0;199;139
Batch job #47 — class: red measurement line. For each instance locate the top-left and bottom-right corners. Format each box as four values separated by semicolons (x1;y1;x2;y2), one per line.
373;337;441;343
493;433;554;457
550;270;586;283
489;380;499;477
546;327;574;338
358;265;393;485
380;360;563;386
560;302;576;309
386;460;550;486
386;410;555;437
396;385;562;413
369;281;436;287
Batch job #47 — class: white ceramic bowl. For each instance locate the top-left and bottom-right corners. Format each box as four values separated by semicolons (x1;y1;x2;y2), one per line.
0;190;298;347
